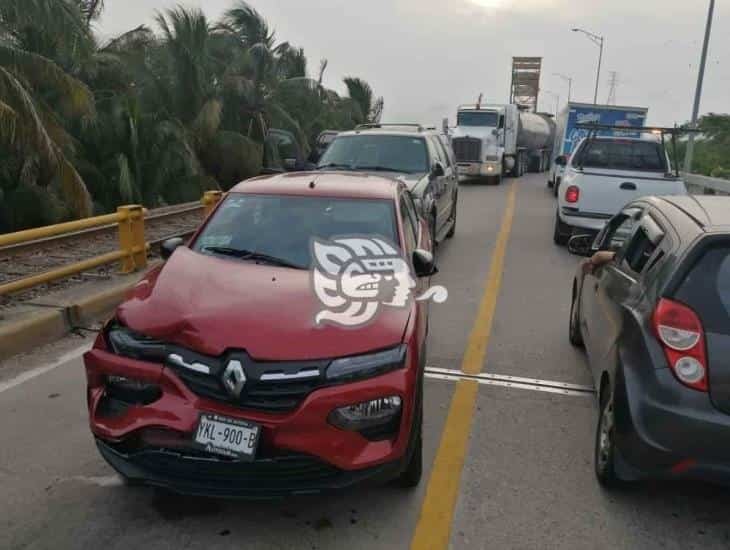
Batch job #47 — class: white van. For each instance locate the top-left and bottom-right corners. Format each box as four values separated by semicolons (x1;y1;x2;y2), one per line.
554;136;687;245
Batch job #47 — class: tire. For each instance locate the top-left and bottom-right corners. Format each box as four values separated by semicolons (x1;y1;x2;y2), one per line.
569;288;584;347
394;398;423;488
553;212;571;246
554;177;561;198
595;389;622;488
547;176;554;189
446;197;457;239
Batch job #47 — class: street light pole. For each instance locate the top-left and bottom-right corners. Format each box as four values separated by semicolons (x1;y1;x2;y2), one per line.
572;28;605;105
684;0;716;173
553;73;573;103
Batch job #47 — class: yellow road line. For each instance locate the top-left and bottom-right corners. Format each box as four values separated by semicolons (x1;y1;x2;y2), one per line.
410;183;518;550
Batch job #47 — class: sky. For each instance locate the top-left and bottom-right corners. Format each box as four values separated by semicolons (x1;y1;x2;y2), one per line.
97;0;729;128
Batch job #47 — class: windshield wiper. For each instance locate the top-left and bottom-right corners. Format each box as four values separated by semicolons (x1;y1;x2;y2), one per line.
316;163;354;170
356;166;415;174
203;247;306;270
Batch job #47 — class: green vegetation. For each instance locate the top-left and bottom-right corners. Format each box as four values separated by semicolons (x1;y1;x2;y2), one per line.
678;113;730;179
0;1;383;231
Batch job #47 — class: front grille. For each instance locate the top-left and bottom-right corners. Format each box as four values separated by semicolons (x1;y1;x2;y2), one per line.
452;138;482;162
132;449;339;487
166;347;330;413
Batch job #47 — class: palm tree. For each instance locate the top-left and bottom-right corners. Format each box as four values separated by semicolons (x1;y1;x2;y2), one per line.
0;0;95;225
344;77;384;124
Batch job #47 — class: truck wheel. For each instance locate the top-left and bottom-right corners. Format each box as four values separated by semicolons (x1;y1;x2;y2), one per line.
553;211;571;246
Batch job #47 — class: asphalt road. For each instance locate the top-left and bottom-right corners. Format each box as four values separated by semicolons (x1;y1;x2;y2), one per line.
3;174;730;550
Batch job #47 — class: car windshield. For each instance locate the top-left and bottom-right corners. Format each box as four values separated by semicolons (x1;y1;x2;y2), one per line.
193;194;398;269
457;111;499;127
575;139;668;172
318;135;429;174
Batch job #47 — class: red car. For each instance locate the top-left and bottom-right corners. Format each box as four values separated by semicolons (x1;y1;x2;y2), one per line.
83;172;435;497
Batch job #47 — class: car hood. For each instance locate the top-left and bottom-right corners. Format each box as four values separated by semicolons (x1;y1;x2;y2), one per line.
117;247;411;360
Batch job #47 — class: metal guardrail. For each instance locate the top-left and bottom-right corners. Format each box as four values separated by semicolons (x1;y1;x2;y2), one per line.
0;191;223;297
682;172;730;195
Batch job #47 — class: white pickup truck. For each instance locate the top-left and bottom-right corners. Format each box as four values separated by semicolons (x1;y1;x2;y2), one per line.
554;135;687;245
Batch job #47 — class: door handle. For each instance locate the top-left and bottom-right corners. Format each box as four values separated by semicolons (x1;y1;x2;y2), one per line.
620;182;637;191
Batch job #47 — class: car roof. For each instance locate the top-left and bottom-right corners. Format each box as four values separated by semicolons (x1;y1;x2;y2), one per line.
656;195;730;231
335;128;439;139
230;171;402;201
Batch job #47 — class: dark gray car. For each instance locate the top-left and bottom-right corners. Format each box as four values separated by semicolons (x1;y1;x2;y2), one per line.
568;195;730;487
316;124;458;248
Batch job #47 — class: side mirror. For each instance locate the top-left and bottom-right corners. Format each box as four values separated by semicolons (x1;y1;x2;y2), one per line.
555;155;567;167
413;249;438;277
567;234;595;257
161;237;185;260
431;162;445;178
492;129;500;137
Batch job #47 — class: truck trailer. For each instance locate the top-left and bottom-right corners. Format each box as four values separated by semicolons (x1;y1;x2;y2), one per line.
451;103;556;185
548;102;648;195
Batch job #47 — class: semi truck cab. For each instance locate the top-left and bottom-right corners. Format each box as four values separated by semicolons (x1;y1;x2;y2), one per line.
452;104;515;184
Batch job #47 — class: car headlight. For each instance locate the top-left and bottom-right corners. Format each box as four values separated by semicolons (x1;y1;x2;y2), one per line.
105;323;167;362
326;345;407;382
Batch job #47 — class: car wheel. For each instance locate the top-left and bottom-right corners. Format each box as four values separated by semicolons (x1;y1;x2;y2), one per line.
595;389;622;488
569;288;584;347
446;198;457;239
547;177;554;188
553;212;571;246
554;177;561;198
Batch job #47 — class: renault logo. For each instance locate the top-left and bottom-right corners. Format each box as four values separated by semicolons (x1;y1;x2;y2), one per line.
222;360;246;398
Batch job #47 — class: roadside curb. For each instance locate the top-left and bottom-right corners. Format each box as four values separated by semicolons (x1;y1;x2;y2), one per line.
0;266;158;362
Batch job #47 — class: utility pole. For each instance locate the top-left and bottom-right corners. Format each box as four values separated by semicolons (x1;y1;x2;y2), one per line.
553;73;573;103
606;71;618;105
684;0;715;173
572;28;605;105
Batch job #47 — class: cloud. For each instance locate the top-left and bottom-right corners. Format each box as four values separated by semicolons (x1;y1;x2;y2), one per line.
98;0;730;127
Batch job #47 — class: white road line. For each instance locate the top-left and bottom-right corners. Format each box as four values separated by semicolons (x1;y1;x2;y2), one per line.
426;366;595;392
0;344;91;394
425;369;594;397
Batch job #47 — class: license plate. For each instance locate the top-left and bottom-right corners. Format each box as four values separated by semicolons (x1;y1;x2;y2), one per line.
194;414;260;460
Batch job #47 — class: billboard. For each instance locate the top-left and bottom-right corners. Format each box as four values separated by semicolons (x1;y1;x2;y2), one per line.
562;105;648;156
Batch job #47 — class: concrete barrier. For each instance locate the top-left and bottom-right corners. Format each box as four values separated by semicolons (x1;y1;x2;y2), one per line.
683;172;730;195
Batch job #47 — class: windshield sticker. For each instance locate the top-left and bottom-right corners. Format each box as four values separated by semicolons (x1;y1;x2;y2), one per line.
311;236;447;328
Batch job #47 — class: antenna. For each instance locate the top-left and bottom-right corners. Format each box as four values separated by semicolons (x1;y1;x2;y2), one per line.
476;93;483;109
606;71;619;105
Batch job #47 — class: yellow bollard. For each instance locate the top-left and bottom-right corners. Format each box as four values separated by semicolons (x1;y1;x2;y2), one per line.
117;205;147;273
202;191;224;216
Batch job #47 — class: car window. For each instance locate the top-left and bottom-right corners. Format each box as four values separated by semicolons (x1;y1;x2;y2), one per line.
457;111;499;127
675;244;730;335
319;135;429;174
574;139;667;172
599;208;642;252
622;222;662;274
193;194;398;268
402;192;421;245
399;197;417;251
434;136;453;167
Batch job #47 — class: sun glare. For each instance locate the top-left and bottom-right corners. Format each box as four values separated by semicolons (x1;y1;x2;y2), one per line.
468;0;508;8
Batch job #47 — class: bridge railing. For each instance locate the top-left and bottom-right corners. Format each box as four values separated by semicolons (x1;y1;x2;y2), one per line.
682;173;730;196
0;190;223;297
